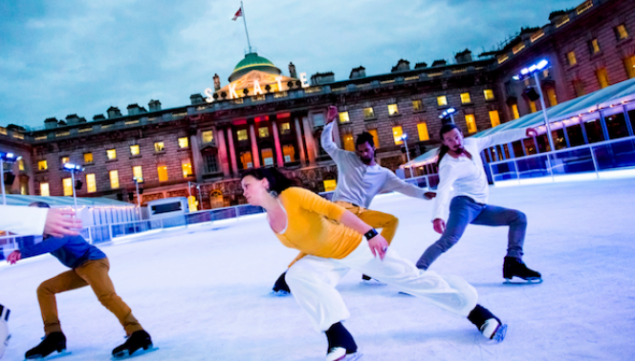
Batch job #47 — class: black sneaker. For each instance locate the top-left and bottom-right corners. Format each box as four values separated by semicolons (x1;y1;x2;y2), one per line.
112;330;152;359
503;256;542;282
25;332;66;359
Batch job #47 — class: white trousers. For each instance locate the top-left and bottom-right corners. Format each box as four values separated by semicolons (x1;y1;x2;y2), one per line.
0;304;9;359
285;242;479;332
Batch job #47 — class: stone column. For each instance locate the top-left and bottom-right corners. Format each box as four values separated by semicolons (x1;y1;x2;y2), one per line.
301;115;317;166
271;116;284;167
226;127;239;175
189;130;205;182
216;126;231;177
248;120;261;168
294;116;307;166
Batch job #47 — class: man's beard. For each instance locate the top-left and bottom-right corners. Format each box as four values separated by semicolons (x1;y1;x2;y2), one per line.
453;146;464;154
359;156;373;165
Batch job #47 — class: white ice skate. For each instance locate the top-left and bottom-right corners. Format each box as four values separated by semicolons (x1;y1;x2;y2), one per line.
326;347;362;361
480;318;507;342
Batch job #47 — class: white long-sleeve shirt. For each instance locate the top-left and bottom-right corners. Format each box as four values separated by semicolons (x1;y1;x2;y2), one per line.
432;128;527;222
0;205;48;235
321;122;427;208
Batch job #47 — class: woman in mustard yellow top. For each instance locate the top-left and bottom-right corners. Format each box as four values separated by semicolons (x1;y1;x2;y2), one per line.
241;168;506;361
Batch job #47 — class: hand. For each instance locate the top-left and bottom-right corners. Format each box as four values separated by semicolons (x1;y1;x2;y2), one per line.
326;105;338;124
44;209;83;238
432;218;446;234
7;250;21;265
424;192;436;200
526;127;538;137
368;235;389;261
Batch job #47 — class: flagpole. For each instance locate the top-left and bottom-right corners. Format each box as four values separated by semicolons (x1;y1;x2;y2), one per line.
241;1;252;53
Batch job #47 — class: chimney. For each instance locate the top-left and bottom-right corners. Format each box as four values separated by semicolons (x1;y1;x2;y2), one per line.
78;117;87;123
213;74;221;91
65;114;80;125
455;49;473;64
127;103;141;116
93;114;106;121
44;117;58;129
391;59;410;73
431;59;447;67
107;106;122;119
310;72;335;86
414;62;428;69
349;66;366;79
190;94;204;105
289;62;297;78
148;99;161;112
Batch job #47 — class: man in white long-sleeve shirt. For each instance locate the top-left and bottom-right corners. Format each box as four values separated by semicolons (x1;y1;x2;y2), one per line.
415;124;542;282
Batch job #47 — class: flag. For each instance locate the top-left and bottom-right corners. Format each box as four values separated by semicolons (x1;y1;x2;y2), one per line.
232;7;243;21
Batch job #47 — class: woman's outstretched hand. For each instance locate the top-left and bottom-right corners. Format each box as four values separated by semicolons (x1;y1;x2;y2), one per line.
368;235;389;260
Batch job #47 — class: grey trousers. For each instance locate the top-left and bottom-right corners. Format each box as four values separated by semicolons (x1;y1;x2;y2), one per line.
417;196;526;270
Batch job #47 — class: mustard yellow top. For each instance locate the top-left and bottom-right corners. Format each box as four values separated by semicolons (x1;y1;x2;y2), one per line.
273;187;363;262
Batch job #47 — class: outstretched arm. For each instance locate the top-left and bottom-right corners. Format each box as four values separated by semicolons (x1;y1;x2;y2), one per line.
0;206;81;237
381;170;435;200
476;127;537;152
320;106;350;162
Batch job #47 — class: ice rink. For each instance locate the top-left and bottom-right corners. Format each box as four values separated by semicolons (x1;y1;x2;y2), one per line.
2;178;635;361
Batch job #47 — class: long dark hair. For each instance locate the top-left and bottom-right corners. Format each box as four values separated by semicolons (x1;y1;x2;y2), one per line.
240;168;297;195
437;124;460;167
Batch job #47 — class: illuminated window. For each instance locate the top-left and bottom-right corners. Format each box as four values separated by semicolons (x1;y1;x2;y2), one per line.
590;39;600;54
202;130;214;143
178;137;189;148
20;179;27;195
529;101;538;113
154;142;165;152
280;123;291;134
323;179;337;192
130;145;140;156
133;166;143;182
63;178;73;196
313;113;325;126
61;157;69;166
465;114;477;133
158;166;168;182
262;148;274;166
109;170;119;189
258;127;270;138
567;51;577;66
38;160;48;170
339;112;350;123
624;55;635;79
437;96;448;106
283;144;295;162
616;24;629;40
511;104;520;119
363;107;375;119
596;68;609;88
368;129;380;149
343;134;355;151
489;110;501;128
240;151;253;169
460;93;471;104
417;123;429;141
484;89;495;101
18;159;24;171
412;100;423;112
40;182;50;196
182;161;193;178
86;173;96;193
392;126;404;145
547;88;558;107
237;129;248;141
106;149;117;160
84;152;93;163
388;104;399;116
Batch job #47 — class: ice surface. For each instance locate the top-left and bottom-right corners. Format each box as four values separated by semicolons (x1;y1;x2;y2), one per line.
1;178;634;361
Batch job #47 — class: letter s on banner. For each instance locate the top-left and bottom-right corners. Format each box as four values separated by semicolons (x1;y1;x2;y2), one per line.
205;88;214;103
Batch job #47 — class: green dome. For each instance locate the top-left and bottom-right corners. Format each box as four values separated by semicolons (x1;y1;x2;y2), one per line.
229;52;281;82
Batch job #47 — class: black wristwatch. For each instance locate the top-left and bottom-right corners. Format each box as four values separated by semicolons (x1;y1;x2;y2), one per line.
364;228;379;241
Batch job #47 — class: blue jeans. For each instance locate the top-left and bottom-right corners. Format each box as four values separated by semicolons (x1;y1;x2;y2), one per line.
416;196;526;270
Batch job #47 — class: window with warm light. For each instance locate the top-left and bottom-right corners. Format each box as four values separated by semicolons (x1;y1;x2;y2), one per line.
484;89;495;101
437;96;448;106
40;182;50;196
368;129;380;149
258;127;270;138
240;151;253;169
624;55;635;79
202;130;214;144
154;142;165;152
460;93;471;104
417;123;430;141
133;166;143;182
109;170;119;189
18;159;24;171
61;157;69;166
529;101;538;113
38;160;48;171
63;178;73;196
465;114;477;133
130;145;140;156
590;39;600;54
178;137;189;148
182;162;193;178
388;104;399;116
616;24;629;40
596;68;609;88
412;100;423;112
237;129;248;141
84;152;93;163
158;166;168;182
106;149;117;160
567;51;577;66
363;107;375;119
489;110;501;128
283;144;295;162
262;148;274;166
339;112;350;123
280;123;291;134
511;104;520;119
343;134;355;151
323;179;337;192
86;173;96;193
547;88;558;107
392;126;404;145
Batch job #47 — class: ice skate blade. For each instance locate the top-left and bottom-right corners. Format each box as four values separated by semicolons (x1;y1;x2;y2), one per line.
492;324;507;342
344;352;363;360
503;277;542;285
111;346;158;360
25;350;72;360
270;290;291;297
360;279;386;286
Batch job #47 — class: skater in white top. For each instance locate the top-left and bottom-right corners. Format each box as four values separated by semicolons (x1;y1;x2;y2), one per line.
416;124;542;282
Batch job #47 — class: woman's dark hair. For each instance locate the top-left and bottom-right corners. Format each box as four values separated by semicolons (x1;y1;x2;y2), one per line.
355;132;375;148
240;168;297;195
29;201;51;208
437;124;461;167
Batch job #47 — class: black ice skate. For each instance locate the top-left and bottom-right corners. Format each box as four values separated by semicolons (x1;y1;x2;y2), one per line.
25;332;69;360
503;256;542;283
272;271;291;296
112;330;155;360
468;305;507;342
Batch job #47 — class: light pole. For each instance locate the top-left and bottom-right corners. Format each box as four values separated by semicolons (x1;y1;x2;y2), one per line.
62;163;84;215
0;152;21;205
439;107;456;124
400;134;414;178
133;177;142;219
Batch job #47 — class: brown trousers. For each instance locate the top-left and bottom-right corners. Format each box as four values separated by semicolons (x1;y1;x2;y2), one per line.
37;258;142;336
334;201;399;244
